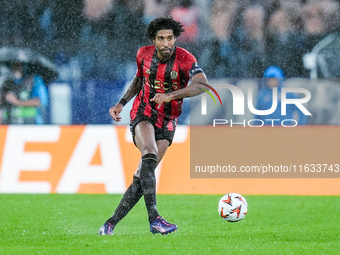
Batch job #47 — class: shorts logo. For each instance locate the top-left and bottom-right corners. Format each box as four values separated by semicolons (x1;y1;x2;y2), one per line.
170;71;178;80
146;69;151;74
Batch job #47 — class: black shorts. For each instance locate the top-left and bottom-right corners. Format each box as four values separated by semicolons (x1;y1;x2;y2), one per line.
130;115;176;146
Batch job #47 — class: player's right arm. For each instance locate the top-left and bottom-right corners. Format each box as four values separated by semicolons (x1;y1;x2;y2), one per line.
109;76;143;122
110;47;145;122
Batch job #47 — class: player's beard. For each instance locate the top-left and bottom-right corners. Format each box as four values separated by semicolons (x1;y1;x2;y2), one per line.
159;47;173;61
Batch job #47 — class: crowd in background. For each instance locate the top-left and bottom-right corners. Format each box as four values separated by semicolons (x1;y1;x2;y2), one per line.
0;0;339;82
0;0;340;125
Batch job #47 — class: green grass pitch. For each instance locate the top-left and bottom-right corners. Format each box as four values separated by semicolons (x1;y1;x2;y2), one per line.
0;194;339;255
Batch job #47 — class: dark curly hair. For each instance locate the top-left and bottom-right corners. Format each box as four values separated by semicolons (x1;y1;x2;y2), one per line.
146;16;185;40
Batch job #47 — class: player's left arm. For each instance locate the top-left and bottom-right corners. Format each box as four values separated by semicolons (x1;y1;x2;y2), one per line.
151;72;208;106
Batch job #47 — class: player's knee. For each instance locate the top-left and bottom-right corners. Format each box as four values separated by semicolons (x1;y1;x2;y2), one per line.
141;146;158;156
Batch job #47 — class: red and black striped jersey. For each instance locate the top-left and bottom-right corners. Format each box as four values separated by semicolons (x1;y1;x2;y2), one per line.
130;45;202;130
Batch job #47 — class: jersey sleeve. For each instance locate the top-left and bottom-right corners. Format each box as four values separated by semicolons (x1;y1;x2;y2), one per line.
189;61;204;78
135;47;144;78
184;53;204;78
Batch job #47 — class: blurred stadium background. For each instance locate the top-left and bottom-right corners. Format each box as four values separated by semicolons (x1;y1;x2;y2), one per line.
0;0;340;125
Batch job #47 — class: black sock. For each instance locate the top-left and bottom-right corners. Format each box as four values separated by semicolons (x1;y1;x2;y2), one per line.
107;176;143;226
140;153;159;223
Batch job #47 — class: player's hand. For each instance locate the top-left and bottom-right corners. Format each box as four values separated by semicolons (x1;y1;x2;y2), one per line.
5;92;19;106
109;104;123;122
150;93;172;109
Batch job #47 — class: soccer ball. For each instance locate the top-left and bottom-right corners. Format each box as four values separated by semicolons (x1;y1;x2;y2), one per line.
218;193;248;222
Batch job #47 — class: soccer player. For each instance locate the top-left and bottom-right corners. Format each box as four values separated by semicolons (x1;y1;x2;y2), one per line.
99;16;208;235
